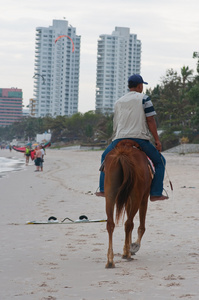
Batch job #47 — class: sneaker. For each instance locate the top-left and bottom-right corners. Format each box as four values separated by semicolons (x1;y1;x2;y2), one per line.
95;191;105;197
150;195;169;202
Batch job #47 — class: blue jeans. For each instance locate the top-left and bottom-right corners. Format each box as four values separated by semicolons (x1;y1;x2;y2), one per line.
99;138;166;196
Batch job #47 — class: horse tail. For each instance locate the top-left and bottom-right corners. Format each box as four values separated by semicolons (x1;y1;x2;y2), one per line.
114;149;143;223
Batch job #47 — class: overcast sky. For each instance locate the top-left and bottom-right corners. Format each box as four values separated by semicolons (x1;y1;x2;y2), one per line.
0;0;198;112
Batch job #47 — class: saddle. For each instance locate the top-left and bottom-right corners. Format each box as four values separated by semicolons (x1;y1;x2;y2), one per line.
116;139;141;150
99;139;155;179
116;140;155;178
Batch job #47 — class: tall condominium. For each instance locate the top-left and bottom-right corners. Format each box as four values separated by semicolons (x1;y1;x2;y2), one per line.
33;20;81;117
0;88;22;126
95;27;141;113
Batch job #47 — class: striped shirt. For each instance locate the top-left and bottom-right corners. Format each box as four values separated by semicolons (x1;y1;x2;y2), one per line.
142;94;156;117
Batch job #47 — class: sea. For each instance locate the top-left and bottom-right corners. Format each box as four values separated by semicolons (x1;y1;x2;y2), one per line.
0;156;25;178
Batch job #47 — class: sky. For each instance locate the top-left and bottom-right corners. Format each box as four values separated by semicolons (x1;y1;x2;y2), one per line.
0;0;198;113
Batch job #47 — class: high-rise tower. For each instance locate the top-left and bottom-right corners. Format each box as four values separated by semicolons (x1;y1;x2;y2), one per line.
0;88;22;126
33;20;81;117
95;27;141;113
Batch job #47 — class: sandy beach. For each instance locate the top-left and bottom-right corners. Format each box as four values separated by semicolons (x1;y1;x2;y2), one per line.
0;148;198;300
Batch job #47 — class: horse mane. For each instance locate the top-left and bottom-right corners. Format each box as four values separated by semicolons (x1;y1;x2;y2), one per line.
109;145;145;223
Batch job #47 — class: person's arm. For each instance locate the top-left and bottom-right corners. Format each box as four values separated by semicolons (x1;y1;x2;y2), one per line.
146;116;162;152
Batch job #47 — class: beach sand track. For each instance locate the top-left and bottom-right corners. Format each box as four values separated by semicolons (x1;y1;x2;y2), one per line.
0;149;198;299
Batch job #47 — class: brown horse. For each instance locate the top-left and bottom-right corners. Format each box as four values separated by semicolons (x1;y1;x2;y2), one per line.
104;140;152;268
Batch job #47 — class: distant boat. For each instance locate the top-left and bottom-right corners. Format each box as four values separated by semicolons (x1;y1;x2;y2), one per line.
12;141;51;160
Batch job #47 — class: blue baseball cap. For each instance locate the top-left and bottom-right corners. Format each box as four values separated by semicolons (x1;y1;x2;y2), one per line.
128;74;148;85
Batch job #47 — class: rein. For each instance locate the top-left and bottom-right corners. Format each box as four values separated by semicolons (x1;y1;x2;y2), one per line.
160;154;173;191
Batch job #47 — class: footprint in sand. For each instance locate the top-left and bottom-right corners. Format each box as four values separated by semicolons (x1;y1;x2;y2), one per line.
39;282;48;287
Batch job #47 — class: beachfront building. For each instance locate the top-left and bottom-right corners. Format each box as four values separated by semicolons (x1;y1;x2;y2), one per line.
22;107;30;117
33;19;81;117
95;27;141;114
0;88;23;126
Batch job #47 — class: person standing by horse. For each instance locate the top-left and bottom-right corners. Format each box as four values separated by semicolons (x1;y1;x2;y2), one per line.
96;74;168;202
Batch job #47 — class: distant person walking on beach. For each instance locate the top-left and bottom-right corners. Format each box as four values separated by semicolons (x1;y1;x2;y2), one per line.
40;145;45;172
25;146;31;166
34;146;43;172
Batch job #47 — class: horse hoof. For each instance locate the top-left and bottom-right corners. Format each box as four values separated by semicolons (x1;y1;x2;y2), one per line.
130;243;140;255
105;262;115;268
122;255;133;261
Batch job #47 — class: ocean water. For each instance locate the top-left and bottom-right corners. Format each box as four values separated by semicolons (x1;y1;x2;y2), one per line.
0;156;25;178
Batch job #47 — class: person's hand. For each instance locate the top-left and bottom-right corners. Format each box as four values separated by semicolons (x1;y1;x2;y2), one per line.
155;141;162;152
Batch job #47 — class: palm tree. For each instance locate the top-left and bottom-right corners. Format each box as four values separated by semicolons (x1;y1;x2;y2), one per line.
193;52;199;74
181;66;193;90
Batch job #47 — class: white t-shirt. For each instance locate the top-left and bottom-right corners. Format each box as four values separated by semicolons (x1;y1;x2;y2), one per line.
112;91;156;141
41;149;45;157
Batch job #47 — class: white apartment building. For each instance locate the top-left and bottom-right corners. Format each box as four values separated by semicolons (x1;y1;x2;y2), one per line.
95;27;141;114
33;20;81;117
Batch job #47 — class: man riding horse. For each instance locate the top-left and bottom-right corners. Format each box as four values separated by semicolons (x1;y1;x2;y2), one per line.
96;74;168;202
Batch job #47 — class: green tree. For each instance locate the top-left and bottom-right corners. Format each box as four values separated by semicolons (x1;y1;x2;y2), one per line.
181;66;193;91
193;52;199;74
151;69;182;128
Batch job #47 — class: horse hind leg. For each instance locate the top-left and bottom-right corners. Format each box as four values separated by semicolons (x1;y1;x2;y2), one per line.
105;196;116;268
105;162;122;268
106;217;115;268
130;197;148;255
123;218;134;260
